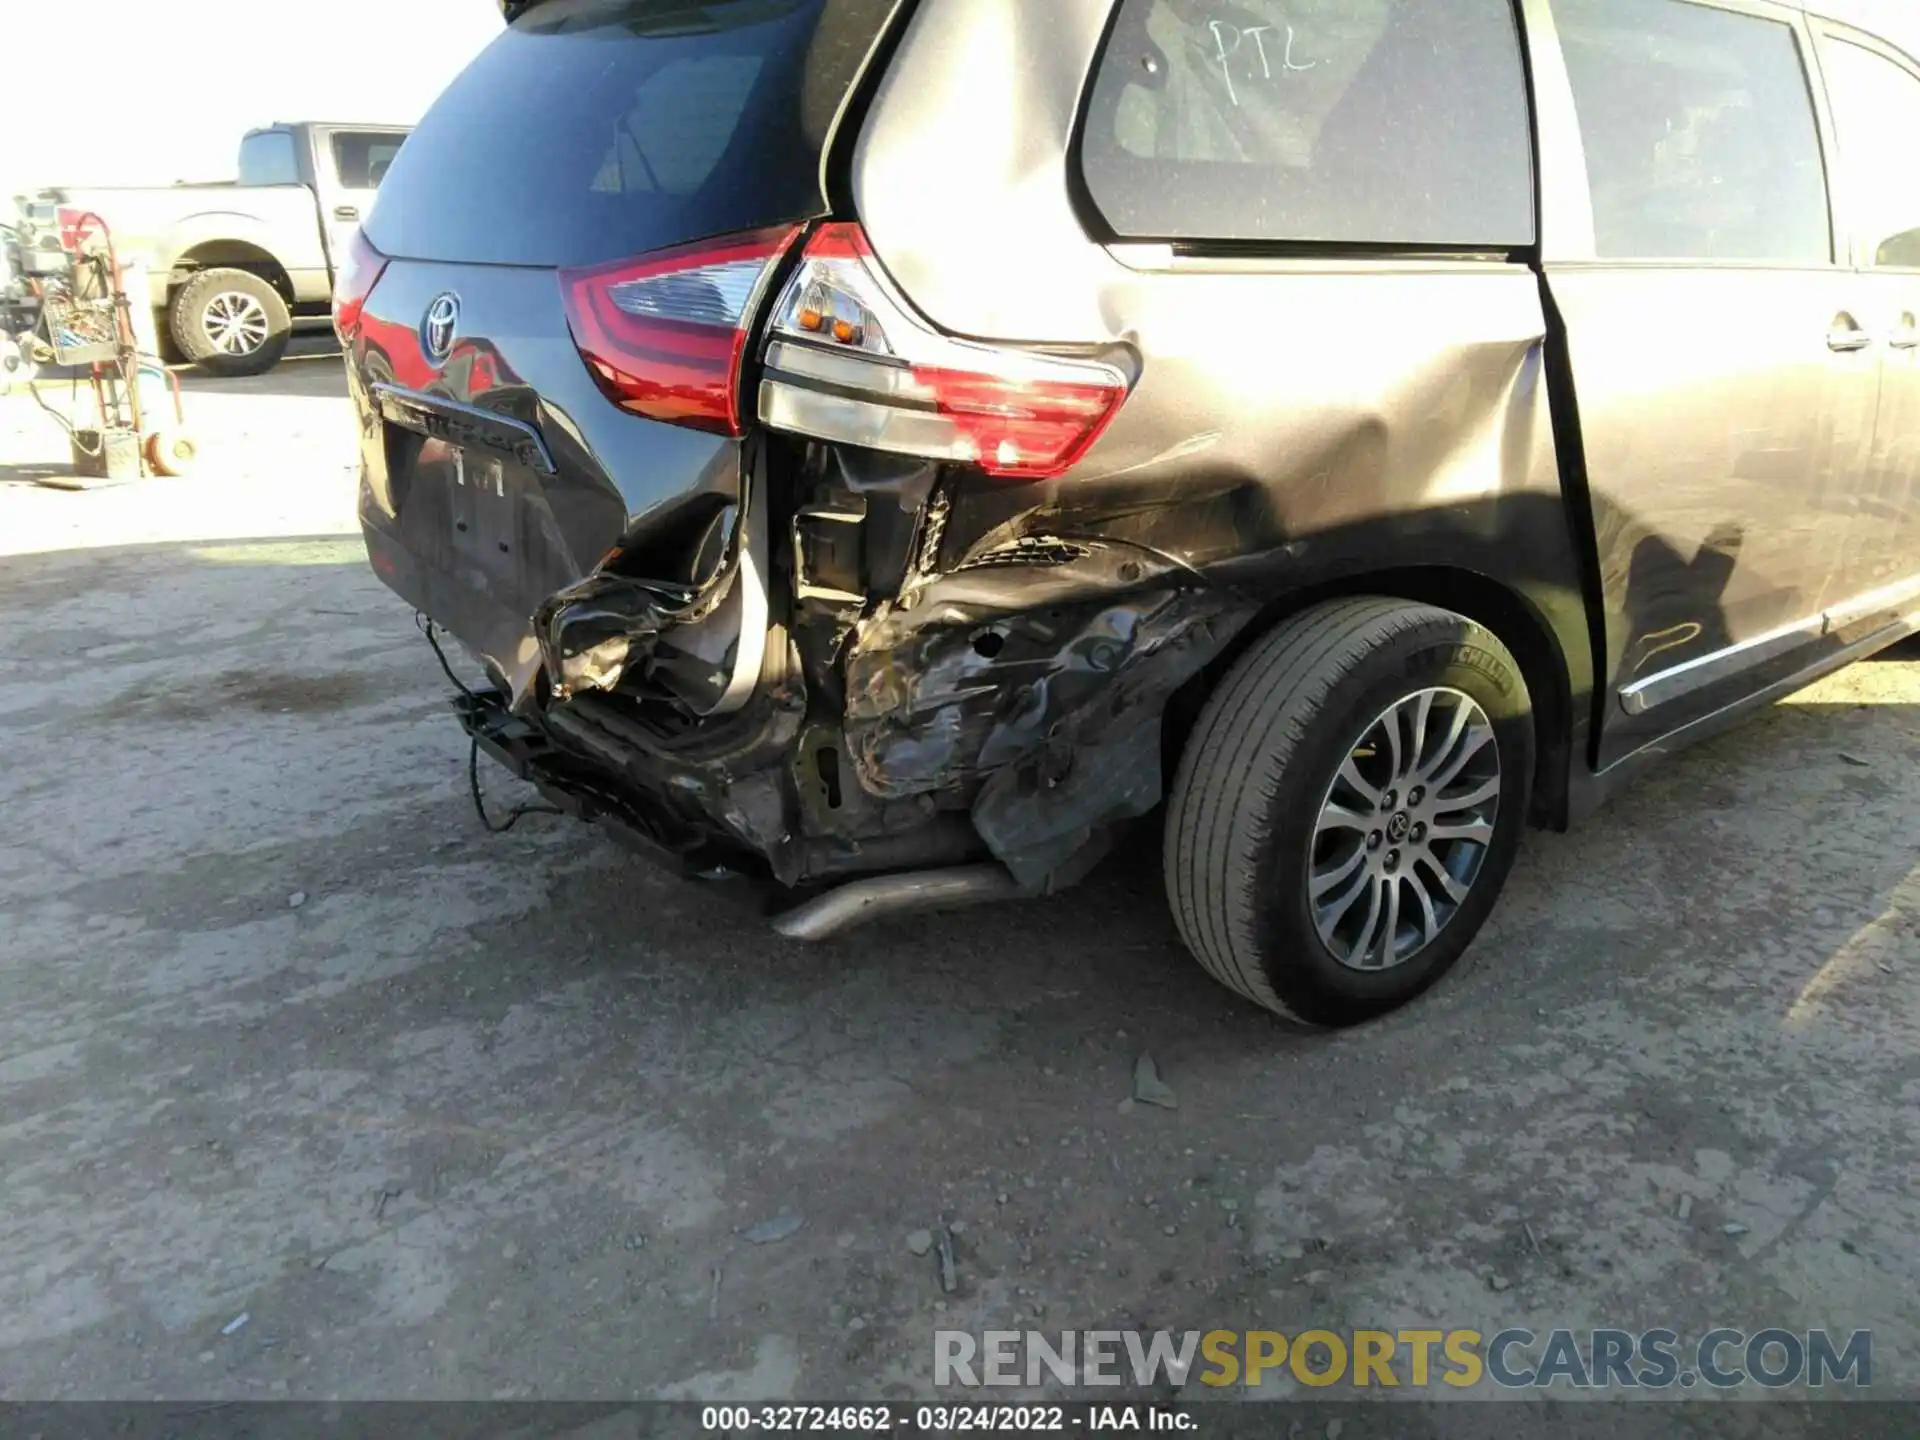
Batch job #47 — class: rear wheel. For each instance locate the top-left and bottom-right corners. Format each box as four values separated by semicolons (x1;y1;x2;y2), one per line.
170;268;291;377
1165;598;1533;1027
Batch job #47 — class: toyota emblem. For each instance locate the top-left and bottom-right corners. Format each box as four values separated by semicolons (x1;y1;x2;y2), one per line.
422;293;460;365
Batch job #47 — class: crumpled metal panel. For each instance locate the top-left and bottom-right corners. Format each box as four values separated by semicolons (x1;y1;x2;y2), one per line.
846;576;1247;799
533;572;695;700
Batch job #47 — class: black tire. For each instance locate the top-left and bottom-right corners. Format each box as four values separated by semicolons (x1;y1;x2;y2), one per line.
152;308;185;365
1165;598;1534;1028
169;268;291;377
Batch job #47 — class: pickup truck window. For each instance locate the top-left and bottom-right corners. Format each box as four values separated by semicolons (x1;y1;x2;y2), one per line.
1820;38;1920;270
331;131;406;190
1554;0;1831;264
1077;0;1535;248
238;130;300;187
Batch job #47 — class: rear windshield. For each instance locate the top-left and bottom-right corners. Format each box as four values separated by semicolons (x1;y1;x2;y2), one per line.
366;0;906;268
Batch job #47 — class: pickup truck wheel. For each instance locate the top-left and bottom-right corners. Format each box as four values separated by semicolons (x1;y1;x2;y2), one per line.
171;269;291;377
1165;598;1533;1028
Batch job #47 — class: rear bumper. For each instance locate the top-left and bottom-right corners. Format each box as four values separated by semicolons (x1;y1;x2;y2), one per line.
363;515;547;703
433;563;1258;892
363;428;1261;892
452;680;986;885
456;687;735;873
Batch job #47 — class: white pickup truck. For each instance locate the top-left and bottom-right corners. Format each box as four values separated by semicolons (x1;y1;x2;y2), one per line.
16;121;409;376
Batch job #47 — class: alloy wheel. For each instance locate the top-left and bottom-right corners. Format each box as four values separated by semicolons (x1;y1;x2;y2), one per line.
202;292;271;357
1307;686;1502;972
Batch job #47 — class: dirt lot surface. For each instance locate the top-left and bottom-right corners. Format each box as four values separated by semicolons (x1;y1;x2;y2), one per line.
1;346;1917;1428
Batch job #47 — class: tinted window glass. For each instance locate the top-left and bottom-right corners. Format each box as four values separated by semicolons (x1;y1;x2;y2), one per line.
1821;39;1920;269
590;55;762;195
1078;0;1534;247
366;0;904;268
330;131;406;190
238;131;300;187
1555;0;1830;263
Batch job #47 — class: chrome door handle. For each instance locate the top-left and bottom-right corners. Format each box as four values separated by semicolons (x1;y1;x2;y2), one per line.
333;204;360;221
1892;330;1920;351
1828;326;1874;352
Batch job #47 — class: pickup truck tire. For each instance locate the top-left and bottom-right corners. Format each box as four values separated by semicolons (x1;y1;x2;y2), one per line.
170;269;291;377
1165;598;1533;1028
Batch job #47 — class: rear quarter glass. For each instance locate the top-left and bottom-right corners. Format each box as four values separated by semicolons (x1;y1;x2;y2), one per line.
1077;0;1535;248
365;0;909;269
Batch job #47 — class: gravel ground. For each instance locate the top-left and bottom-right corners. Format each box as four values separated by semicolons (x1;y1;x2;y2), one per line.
1;348;1916;1425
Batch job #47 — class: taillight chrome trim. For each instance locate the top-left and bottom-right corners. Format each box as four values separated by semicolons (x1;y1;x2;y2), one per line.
755;223;1132;481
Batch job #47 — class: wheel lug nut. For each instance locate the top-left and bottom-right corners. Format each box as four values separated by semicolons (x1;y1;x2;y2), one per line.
1411;823;1427;843
1384;849;1401;872
1367;831;1383;851
1383;790;1398;809
1409;786;1425;806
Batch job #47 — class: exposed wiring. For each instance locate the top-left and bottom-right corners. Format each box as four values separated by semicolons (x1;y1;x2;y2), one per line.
25;379;100;453
417;612;475;698
418;614;563;834
465;736;563;834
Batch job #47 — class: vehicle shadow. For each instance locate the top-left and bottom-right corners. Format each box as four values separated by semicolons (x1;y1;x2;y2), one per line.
173;333;348;401
1866;630;1920;661
0;459;73;488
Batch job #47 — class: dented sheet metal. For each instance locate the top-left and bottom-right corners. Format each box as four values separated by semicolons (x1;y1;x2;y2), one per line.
833;533;1259;888
508;511;1260;888
533;572;694;700
961;592;1256;889
844;583;1248;798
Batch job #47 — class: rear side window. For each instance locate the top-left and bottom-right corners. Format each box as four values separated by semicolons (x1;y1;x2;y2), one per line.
366;0;905;269
1819;38;1920;269
1553;0;1831;263
1077;0;1535;248
331;131;406;190
238;131;300;187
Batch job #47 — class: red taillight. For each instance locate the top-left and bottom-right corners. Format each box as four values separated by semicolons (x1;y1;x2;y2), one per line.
558;225;802;436
757;224;1132;481
332;229;388;341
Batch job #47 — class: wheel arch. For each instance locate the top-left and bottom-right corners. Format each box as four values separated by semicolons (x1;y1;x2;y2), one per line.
169;240;296;306
1166;566;1580;831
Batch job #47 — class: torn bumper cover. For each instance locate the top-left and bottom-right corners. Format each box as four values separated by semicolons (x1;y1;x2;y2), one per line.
485;539;1257;892
842;585;1254;887
533;572;695;700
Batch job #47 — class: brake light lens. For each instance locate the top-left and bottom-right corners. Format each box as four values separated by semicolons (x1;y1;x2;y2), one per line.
559;225;802;436
758;224;1131;481
332;229;388;342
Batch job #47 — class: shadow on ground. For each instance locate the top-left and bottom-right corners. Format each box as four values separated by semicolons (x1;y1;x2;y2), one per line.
173;334;349;401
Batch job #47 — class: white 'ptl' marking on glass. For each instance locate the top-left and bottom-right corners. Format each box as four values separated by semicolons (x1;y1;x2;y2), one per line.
1208;20;1316;107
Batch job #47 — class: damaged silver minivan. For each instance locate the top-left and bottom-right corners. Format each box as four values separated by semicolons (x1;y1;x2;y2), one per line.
341;0;1920;1025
